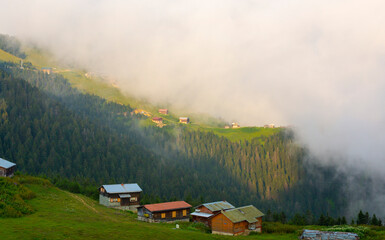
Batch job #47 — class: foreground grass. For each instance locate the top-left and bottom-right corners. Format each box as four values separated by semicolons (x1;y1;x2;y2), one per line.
0;177;297;240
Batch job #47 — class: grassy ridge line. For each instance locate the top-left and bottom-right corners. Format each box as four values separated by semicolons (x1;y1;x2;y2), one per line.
0;177;297;240
2;44;280;142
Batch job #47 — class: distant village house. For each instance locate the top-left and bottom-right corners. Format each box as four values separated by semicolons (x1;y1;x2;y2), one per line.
158;109;168;115
137;201;192;223
211;205;264;236
191;201;235;227
0;158;16;177
41;67;52;74
232;122;240;128
179;117;189;124
264;124;275;128
152;117;163;124
99;183;142;212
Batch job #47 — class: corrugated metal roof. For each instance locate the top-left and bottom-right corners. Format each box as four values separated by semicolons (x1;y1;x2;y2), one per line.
200;201;235;212
119;194;131;198
102;183;142;193
300;230;359;240
0;158;16;169
191;212;213;218
222;205;264;223
143;201;192;212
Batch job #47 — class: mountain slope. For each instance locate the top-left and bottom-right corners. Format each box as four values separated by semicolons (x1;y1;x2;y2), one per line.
0;176;298;240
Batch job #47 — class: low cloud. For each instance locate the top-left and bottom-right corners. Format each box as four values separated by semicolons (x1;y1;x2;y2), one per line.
1;0;385;187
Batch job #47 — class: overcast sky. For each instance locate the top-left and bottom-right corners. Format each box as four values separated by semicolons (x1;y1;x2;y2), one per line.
1;0;385;175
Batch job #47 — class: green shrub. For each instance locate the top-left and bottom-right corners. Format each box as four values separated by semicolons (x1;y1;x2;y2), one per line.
262;222;302;234
0;177;36;218
324;225;369;238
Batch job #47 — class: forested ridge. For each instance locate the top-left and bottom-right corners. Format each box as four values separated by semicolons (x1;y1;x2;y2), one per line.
0;59;350;218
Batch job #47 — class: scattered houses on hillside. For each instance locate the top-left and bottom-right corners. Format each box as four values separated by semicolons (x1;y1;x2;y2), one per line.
137;201;192;223
191;201;235;227
41;67;52;74
132;109;151;117
211;205;264;236
158;109;168;115
264;124;275;128
99;183;142;212
299;229;359;240
0;157;16;177
179;117;189;124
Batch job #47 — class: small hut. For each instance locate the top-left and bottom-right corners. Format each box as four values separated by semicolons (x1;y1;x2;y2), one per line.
158;109;168;115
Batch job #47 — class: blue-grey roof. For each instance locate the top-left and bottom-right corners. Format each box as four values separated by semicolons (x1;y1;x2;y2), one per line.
102;183;142;193
198;201;235;212
300;230;359;240
0;158;16;169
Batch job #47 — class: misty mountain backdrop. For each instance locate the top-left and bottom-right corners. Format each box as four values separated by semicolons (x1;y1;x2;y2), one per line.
0;35;384;220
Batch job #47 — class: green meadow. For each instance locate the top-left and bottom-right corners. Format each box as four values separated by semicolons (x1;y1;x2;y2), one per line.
0;176;298;240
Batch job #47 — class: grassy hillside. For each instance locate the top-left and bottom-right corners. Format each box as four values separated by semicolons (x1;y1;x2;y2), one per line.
0;48;21;63
18;46;280;141
0;176;298;240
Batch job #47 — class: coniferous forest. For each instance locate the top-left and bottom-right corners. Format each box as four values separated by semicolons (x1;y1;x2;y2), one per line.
0;60;352;219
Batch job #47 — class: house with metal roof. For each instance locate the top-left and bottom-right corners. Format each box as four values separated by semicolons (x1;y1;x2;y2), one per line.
0;157;16;177
211;205;264;236
191;201;235;227
137;201;192;223
99;183;142;212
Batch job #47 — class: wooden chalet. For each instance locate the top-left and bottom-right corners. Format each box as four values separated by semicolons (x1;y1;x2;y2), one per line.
158;109;168;115
137;201;192;223
211;205;264;236
0;158;16;177
179;117;189;124
152;117;163;124
191;201;235;227
99;183;142;212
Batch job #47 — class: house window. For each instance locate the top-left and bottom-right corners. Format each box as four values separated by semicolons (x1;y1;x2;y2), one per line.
161;213;166;218
110;198;119;203
172;211;176;218
117;198;121;202
100;188;105;193
183;210;187;216
130;197;137;202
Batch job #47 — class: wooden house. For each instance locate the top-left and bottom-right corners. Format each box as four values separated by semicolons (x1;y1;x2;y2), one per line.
191;201;235;227
158;109;168;115
0;158;16;177
152;117;163;124
41;67;52;74
211;205;264;236
179;117;189;124
99;183;142;212
137;201;192;223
